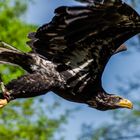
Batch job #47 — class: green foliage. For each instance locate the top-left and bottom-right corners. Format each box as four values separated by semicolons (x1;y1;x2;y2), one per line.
0;0;32;51
0;98;67;140
0;1;67;140
0;0;35;83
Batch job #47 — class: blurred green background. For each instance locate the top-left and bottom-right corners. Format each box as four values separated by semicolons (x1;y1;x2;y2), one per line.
0;0;140;140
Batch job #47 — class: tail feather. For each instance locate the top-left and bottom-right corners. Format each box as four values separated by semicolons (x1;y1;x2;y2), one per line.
0;41;34;73
0;41;21;52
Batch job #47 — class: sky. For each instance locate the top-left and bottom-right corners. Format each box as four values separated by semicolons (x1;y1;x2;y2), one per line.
24;0;140;139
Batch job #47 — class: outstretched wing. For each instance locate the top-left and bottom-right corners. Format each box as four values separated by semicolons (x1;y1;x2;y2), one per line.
27;1;140;86
74;0;103;4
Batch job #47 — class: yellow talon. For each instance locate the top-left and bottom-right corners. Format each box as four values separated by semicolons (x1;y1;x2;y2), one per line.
0;80;8;108
0;99;8;108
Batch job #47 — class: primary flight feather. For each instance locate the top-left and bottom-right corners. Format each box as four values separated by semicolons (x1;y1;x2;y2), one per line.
0;0;139;110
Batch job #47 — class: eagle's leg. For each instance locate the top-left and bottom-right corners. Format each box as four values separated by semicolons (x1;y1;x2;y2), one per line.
0;72;56;108
0;77;10;108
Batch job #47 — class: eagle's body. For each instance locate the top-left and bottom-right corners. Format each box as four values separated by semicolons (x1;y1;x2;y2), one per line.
0;0;139;110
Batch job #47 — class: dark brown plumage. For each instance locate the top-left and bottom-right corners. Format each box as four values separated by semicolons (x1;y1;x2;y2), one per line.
0;0;139;110
75;0;100;4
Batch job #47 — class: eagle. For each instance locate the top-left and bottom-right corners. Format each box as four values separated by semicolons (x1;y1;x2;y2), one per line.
0;0;139;110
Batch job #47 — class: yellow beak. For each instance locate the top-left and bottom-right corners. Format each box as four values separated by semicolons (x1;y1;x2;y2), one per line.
117;99;133;109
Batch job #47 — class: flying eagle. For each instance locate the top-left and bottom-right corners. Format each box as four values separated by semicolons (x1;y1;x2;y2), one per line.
0;0;139;110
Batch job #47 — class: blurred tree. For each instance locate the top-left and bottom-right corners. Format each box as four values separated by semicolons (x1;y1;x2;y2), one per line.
0;0;33;83
0;1;68;140
78;102;140;140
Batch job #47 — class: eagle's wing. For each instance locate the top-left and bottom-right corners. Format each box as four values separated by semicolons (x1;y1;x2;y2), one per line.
74;0;103;4
27;1;140;85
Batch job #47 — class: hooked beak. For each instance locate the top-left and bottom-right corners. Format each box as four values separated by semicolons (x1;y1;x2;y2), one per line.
117;99;133;109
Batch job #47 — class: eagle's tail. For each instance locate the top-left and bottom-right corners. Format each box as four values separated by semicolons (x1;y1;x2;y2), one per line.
0;41;34;73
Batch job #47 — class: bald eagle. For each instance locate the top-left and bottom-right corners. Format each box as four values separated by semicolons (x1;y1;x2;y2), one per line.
0;0;139;110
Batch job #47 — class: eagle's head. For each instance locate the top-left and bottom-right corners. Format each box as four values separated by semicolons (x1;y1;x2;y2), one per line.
87;93;133;111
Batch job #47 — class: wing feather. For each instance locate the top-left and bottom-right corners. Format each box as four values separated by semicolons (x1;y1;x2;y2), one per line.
27;1;140;77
